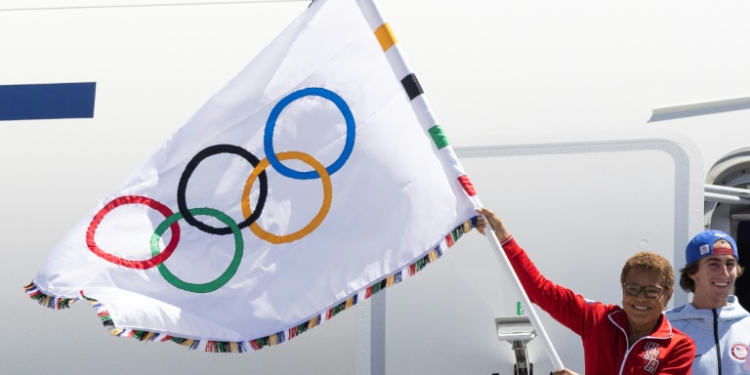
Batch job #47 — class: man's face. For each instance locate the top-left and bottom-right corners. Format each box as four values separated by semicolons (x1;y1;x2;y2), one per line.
690;240;737;307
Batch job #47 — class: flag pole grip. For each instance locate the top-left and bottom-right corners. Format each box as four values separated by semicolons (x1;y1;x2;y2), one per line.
481;217;565;371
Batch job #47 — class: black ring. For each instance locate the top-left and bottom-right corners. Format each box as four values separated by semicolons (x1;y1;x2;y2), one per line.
177;144;268;235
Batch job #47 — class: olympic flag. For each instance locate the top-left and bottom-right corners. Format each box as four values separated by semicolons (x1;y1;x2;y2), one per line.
25;0;479;352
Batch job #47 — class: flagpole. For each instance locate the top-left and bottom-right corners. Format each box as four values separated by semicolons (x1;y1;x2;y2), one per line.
355;0;564;370
481;218;565;371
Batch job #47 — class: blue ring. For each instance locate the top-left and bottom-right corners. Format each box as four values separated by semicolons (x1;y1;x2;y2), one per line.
264;87;355;180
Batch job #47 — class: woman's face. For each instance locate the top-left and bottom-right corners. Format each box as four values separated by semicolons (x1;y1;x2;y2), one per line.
622;267;671;330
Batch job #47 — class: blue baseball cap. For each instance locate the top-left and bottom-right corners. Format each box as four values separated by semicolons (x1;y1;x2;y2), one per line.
685;229;738;265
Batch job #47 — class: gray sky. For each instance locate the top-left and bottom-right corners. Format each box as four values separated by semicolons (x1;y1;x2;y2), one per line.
2;0;750;374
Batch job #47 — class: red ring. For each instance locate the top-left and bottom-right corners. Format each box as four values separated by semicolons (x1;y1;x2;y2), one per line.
86;195;180;269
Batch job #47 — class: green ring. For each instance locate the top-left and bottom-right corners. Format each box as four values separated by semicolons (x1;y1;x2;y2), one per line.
151;207;243;293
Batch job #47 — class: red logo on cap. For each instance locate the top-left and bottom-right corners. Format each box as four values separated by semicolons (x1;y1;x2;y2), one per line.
714;247;734;255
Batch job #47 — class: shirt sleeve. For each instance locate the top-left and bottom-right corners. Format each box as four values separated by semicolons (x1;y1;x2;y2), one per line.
501;237;596;336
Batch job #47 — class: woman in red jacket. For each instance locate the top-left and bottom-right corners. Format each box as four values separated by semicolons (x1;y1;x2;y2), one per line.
476;208;695;375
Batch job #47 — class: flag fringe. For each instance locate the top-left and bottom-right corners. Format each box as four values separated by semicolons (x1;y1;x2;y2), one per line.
23;216;477;353
23;282;78;310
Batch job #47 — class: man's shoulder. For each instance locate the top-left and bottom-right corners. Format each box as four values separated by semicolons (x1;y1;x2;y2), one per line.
665;303;696;320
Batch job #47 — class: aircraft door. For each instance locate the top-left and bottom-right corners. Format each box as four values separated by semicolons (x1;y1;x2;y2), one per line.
705;147;750;310
736;222;750;311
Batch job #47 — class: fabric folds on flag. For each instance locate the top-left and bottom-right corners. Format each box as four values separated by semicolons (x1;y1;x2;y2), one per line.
27;0;479;351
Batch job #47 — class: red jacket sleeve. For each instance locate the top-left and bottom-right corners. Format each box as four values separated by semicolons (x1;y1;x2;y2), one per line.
501;237;597;336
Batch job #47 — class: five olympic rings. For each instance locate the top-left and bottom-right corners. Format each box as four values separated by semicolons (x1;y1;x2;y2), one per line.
85;88;355;293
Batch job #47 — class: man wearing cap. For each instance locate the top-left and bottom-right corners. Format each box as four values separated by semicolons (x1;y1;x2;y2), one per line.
667;229;750;374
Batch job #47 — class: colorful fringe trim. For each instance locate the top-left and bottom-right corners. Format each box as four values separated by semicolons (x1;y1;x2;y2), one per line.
23;216;477;353
288;315;320;340
249;331;286;351
205;340;246;353
24;282;77;310
81;294;115;328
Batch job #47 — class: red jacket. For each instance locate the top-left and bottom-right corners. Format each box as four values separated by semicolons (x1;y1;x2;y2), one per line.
502;237;695;374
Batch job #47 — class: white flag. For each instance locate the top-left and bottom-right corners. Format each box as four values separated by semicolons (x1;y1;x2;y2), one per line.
26;0;479;352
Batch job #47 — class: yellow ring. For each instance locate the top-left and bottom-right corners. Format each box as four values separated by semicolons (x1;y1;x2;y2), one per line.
242;151;332;244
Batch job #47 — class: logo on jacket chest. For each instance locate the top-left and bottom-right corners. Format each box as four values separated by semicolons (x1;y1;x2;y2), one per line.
731;343;748;362
642;342;661;374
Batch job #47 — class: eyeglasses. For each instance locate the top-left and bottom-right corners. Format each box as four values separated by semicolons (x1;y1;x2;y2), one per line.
622;283;663;299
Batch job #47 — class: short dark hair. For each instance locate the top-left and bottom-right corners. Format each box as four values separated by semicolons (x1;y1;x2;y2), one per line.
679;260;745;293
620;252;675;290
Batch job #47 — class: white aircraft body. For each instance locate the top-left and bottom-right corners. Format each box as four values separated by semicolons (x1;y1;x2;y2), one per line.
2;0;750;374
